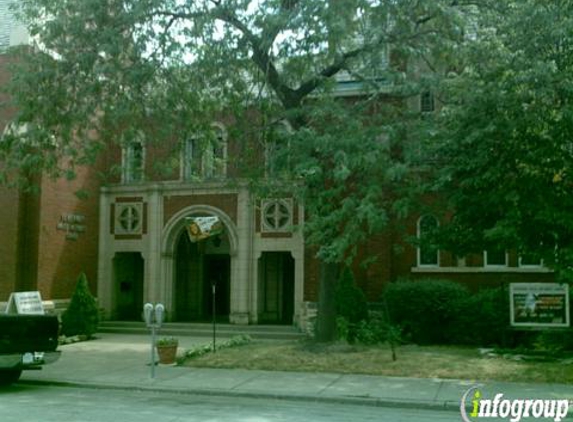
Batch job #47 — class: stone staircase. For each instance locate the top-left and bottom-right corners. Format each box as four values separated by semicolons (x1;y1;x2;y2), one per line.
98;321;306;341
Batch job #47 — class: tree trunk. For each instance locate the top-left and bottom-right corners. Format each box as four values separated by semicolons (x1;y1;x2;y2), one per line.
314;260;340;342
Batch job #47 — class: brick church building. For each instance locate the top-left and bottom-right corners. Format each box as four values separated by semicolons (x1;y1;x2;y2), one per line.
0;6;553;328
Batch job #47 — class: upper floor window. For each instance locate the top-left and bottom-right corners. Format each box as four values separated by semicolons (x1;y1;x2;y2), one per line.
417;215;439;267
122;139;144;183
182;123;227;181
420;91;435;113
265;120;291;178
484;248;508;267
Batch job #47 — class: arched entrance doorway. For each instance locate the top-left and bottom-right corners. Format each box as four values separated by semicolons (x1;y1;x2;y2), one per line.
174;223;231;322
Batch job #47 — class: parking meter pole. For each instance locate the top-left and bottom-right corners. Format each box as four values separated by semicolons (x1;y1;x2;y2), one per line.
212;282;216;353
150;325;156;379
144;302;164;379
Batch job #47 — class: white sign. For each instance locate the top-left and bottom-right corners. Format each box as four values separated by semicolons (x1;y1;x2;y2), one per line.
5;291;45;315
510;283;570;328
186;216;223;243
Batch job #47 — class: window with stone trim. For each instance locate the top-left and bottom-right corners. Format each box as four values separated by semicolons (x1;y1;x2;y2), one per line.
420;91;435;113
484;248;508;267
122;140;144;183
182;123;227;180
518;253;543;268
417;215;439;266
265;120;292;178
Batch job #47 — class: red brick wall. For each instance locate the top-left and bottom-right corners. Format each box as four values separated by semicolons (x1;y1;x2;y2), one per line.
303;246;320;302
35;164;101;300
0;56;24;299
0;185;21;300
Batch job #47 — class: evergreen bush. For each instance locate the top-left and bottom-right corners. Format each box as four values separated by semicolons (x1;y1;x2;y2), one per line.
61;273;100;338
335;267;369;343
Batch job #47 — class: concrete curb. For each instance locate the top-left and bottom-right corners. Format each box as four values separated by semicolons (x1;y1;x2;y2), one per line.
19;378;462;412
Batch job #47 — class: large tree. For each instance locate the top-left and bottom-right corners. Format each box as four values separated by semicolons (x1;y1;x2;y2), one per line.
4;0;473;340
429;0;573;280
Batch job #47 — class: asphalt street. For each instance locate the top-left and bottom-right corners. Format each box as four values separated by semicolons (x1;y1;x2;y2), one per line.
0;384;466;422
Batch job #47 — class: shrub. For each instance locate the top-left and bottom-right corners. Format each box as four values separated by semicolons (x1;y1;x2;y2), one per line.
354;311;391;345
335;267;368;343
453;287;509;346
383;278;470;345
61;273;100;338
533;330;573;354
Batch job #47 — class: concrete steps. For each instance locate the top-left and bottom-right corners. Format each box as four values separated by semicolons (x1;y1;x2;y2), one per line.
98;321;306;341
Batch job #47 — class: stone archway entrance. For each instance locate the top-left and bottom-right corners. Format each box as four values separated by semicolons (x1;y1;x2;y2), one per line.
174;228;231;322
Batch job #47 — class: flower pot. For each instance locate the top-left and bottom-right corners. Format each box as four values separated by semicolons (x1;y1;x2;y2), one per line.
156;343;178;364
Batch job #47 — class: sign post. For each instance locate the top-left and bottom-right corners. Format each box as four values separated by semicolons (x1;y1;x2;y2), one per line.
143;303;165;379
510;283;570;328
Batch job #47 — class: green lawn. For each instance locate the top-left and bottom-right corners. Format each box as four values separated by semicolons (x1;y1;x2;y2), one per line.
181;340;573;384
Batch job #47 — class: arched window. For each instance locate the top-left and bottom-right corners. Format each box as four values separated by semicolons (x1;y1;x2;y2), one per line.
417;215;439;267
203;123;227;179
182;123;227;181
265;120;291;178
122;136;144;183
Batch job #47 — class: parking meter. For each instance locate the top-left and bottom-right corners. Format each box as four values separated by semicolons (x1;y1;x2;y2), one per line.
154;304;165;327
143;303;154;327
143;302;166;378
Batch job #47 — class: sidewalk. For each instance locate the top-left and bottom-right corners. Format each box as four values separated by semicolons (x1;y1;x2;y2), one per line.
20;333;573;411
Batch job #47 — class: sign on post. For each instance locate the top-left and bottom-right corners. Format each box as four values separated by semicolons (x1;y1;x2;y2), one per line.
5;291;45;315
510;283;570;328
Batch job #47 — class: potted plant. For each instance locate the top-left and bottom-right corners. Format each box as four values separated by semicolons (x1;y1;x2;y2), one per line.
156;337;179;364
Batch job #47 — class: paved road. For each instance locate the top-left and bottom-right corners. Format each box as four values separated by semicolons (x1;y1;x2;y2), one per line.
0;384;464;422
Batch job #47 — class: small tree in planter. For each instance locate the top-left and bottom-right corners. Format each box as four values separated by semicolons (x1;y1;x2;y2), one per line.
61;273;100;339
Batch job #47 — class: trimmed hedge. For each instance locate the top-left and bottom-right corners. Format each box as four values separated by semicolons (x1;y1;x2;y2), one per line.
383;279;469;345
383;279;512;346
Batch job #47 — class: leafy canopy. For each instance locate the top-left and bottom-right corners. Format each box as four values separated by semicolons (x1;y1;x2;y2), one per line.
5;0;477;263
429;0;573;275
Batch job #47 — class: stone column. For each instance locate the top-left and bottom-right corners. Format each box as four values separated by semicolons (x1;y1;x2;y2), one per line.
97;189;113;319
145;185;163;306
229;187;253;324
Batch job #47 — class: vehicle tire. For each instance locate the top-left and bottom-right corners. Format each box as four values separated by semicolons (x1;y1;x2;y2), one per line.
0;370;22;386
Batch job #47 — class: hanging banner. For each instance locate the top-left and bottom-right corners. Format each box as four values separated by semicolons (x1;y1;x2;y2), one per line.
510;283;570;328
186;216;224;243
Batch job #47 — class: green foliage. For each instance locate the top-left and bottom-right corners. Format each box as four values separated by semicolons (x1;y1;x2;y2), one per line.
156;337;178;347
354;311;395;346
428;1;573;271
336;268;368;323
335;267;368;343
61;273;99;338
383;279;470;345
183;335;252;360
532;331;573;355
452;287;509;346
